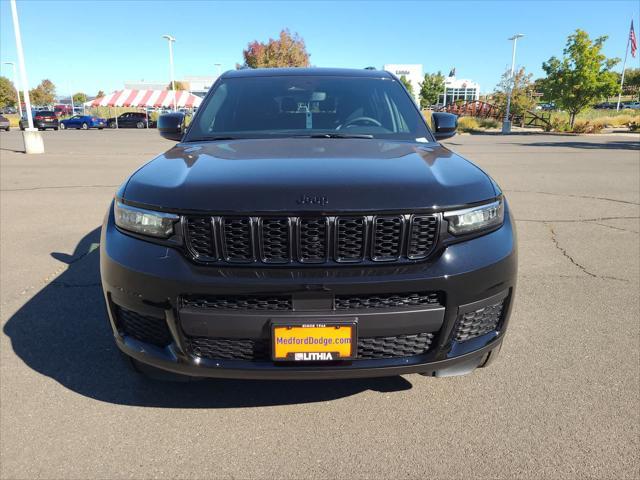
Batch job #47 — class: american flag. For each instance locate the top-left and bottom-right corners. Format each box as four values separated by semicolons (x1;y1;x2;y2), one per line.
631;20;637;58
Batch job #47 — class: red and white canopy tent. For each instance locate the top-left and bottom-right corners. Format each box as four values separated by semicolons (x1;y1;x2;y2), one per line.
85;89;202;109
83;89;202;128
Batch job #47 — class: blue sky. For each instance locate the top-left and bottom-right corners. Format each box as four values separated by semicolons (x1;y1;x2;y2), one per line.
1;0;638;97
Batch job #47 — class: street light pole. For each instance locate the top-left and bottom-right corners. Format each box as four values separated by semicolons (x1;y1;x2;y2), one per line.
3;61;23;118
9;0;44;153
502;33;525;134
214;63;222;78
162;34;177;111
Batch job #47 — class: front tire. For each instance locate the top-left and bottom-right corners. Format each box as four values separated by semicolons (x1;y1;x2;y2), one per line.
81;122;88;130
109;122;117;129
59;123;66;130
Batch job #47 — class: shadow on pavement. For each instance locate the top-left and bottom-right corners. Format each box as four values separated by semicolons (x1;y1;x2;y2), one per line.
516;140;640;150
3;228;413;408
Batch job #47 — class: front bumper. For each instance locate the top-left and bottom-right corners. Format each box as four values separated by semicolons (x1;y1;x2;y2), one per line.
100;203;517;379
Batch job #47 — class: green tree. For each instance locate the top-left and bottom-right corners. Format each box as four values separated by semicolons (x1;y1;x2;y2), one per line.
492;67;536;119
72;92;87;104
29;79;56;106
399;75;414;97
96;90;105;98
621;68;640;99
419;71;445;108
540;29;619;127
242;29;310;68
167;80;187;90
0;76;18;108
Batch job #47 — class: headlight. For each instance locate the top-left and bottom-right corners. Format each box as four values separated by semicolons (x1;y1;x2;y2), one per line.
114;201;179;238
444;199;504;235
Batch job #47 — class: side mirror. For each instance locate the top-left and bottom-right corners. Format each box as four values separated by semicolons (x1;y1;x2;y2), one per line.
158;112;186;141
432;112;458;140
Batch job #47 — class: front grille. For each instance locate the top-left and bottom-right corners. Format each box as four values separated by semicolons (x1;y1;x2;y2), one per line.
181;295;293;311
357;332;434;358
115;306;172;347
184;213;439;266
187;337;269;361
185;332;434;361
335;292;441;310
453;300;505;342
180;291;441;312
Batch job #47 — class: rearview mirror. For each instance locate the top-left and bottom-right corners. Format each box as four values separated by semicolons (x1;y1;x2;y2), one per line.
432;112;458;140
158;112;186;141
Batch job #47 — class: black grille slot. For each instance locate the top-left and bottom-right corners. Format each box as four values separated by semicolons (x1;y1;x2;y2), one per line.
186;337;269;361
357;332;434;358
261;218;291;263
185;333;434;361
408;215;438;258
372;216;403;260
454;300;505;342
181;295;292;311
298;218;328;262
185;217;216;260
335;292;441;310
336;217;365;261
115;306;172;347
223;217;254;262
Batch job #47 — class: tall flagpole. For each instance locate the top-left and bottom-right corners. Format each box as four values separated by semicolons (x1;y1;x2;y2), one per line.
616;21;632;111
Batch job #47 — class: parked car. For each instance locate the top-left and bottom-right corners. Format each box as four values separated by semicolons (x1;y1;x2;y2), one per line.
622;101;640;110
19;110;59;130
59;115;106;130
2;106;17;114
106;112;155;129
0;115;10;131
101;68;517;381
537;102;555;111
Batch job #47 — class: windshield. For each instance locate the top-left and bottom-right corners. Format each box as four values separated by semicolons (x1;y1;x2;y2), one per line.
186;75;432;142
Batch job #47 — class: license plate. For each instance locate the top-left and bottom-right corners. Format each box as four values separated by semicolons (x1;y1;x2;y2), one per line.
272;321;357;361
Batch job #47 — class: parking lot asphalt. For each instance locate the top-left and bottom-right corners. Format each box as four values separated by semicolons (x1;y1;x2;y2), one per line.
1;129;638;479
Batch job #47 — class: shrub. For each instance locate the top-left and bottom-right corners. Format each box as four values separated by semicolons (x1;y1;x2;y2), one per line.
476;118;500;129
572;120;604;134
457;117;480;132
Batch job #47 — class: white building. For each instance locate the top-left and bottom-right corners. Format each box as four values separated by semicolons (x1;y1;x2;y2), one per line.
383;64;423;103
182;75;217;97
440;75;480;106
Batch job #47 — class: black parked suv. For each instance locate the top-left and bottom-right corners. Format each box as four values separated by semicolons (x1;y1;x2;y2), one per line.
107;112;155;129
101;68;517;380
19;110;59;130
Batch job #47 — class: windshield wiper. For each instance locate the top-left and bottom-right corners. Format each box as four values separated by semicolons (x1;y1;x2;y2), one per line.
295;133;374;139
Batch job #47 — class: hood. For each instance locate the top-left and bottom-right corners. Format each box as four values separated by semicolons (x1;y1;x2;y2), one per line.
122;138;497;212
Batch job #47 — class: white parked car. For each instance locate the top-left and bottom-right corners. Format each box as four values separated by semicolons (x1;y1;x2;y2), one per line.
623;101;640;110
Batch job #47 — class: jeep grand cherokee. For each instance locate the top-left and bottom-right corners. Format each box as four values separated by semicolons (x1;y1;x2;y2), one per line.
100;68;517;380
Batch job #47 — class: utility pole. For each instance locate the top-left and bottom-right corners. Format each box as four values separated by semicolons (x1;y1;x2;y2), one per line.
502;33;525;134
162;34;177;111
3;61;23;118
10;0;44;153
